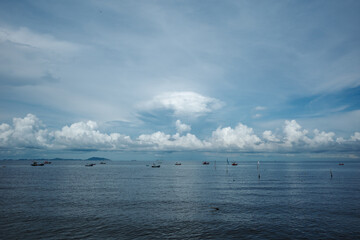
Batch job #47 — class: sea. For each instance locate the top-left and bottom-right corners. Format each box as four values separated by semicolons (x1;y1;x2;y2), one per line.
0;159;359;239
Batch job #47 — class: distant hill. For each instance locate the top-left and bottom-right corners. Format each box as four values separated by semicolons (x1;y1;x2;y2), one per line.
51;158;82;161
1;157;110;161
0;158;82;161
86;157;110;161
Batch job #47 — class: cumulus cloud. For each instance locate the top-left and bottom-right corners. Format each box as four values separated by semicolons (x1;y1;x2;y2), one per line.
336;137;346;144
52;121;132;150
350;132;360;141
175;120;191;133
0;114;131;151
311;129;335;146
283;120;311;146
209;123;262;150
0;114;359;154
262;130;280;142
0;123;12;145
137;132;208;151
282;120;338;151
0;114;49;148
142;91;223;117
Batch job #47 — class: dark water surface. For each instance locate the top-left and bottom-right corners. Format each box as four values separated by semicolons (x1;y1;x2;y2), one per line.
0;160;359;239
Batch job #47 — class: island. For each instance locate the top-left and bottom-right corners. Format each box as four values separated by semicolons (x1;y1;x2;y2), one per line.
86;157;110;161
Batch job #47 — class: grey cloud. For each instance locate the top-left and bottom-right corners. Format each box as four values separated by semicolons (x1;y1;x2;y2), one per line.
0;72;59;86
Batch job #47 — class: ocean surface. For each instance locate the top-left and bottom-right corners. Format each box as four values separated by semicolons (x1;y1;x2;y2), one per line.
0;159;359;239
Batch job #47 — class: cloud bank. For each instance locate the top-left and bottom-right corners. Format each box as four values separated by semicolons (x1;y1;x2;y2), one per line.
1;114;359;155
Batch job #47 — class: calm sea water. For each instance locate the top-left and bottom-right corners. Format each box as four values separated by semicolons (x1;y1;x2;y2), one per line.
0;159;359;239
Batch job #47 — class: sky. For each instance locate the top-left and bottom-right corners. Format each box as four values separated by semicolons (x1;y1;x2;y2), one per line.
0;0;359;160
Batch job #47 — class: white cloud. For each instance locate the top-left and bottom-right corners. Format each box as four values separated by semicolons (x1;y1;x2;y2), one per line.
336;137;346;144
209;123;262;150
0;114;359;155
0;114;49;148
0;114;132;150
262;130;280;142
281;120;339;151
52;121;132;150
175;120;191;133
255;106;266;111
142;91;223;117
350;132;360;141
252;106;266;118
0;123;12;143
283;120;311;146
311;129;335;146
137;132;207;150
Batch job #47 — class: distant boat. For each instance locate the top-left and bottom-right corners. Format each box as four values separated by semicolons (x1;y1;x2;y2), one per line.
202;161;210;165
175;162;181;165
31;161;44;166
231;162;238;166
100;162;106;164
44;161;51;164
85;163;96;167
152;163;161;168
339;163;344;165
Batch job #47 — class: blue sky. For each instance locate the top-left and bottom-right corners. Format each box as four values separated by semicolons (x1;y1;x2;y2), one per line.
0;0;359;160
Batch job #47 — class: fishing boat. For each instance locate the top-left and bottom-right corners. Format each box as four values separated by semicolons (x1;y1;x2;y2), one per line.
339;163;344;165
232;162;238;166
85;163;96;167
31;161;44;166
202;161;210;165
175;162;181;165
151;163;161;168
44;161;52;164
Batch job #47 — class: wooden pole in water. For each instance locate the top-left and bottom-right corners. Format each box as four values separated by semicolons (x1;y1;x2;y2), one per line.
226;158;228;174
